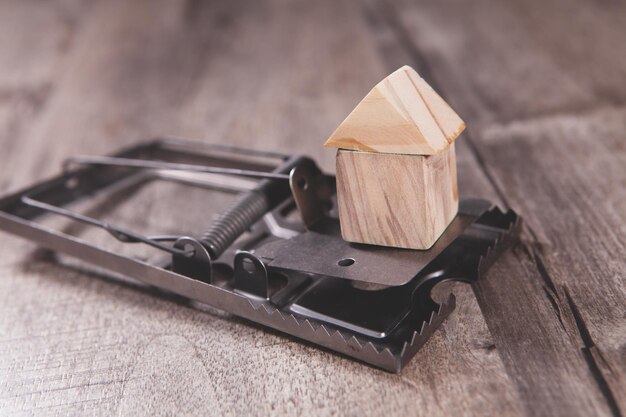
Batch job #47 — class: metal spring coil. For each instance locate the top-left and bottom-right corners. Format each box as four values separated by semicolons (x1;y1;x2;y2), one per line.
199;190;270;259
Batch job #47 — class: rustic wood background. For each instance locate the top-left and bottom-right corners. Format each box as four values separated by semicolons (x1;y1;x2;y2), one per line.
0;0;624;416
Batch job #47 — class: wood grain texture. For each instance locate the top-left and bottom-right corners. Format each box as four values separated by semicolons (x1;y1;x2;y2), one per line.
336;146;458;249
0;0;623;416
324;65;465;155
381;0;626;415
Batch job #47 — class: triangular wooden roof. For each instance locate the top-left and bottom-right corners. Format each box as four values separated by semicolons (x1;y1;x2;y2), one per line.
324;65;465;155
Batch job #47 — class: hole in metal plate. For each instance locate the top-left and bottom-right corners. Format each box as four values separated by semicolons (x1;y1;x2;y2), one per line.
337;258;355;267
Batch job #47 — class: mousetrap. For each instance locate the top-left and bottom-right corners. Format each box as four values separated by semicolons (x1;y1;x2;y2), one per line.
0;138;520;372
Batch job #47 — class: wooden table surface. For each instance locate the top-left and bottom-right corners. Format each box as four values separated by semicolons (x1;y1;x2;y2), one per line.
0;1;624;416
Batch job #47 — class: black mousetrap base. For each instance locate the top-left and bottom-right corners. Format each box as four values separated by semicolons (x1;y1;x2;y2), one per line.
0;138;521;372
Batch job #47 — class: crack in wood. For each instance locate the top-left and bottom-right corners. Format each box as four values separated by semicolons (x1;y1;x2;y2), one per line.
563;287;624;417
524;240;622;417
526;245;567;332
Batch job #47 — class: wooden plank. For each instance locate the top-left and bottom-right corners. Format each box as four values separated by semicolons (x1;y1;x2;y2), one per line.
476;109;626;415
378;0;626;126
0;0;525;416
0;0;93;192
383;0;626;415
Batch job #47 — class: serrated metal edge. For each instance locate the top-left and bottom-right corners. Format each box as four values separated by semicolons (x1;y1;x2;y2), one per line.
396;207;520;370
477;207;522;277
399;294;456;360
242;297;399;371
241;206;520;372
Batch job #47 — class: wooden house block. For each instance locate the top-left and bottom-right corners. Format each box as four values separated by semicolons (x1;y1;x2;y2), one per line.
325;65;465;250
335;145;458;250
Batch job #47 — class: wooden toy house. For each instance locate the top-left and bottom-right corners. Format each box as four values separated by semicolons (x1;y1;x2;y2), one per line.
324;65;466;250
